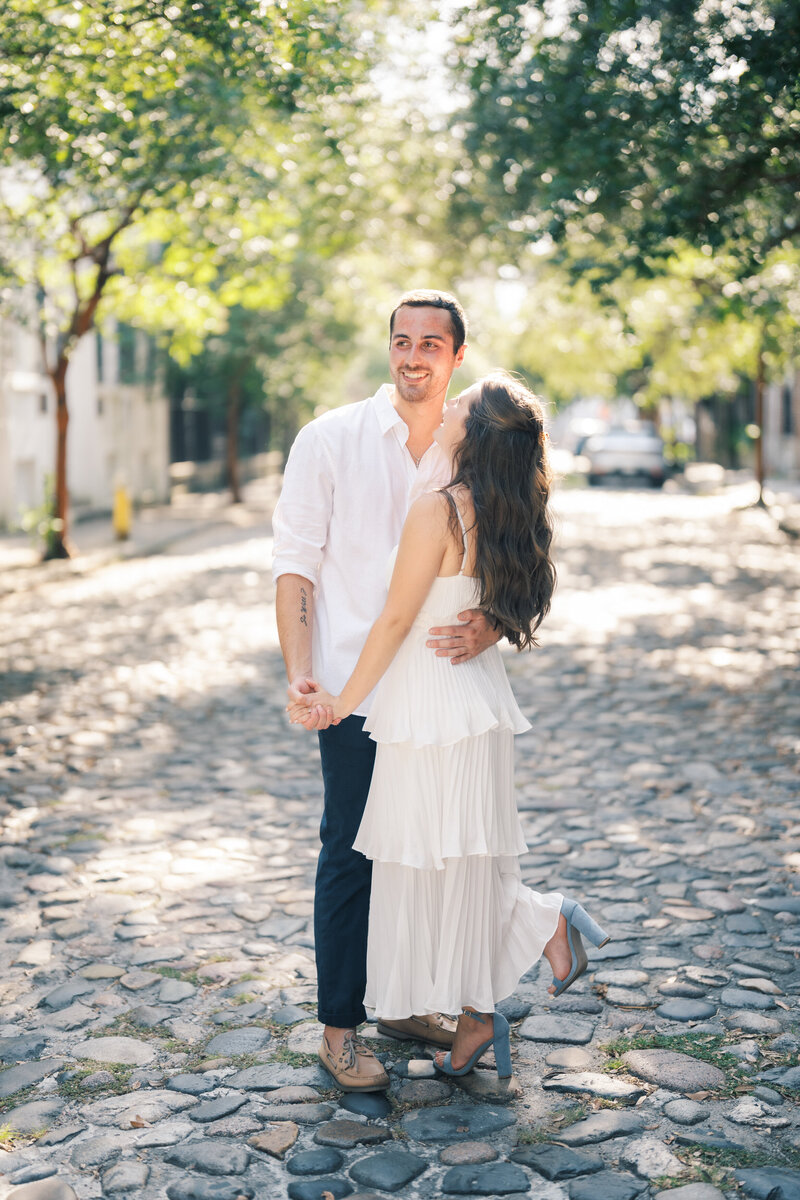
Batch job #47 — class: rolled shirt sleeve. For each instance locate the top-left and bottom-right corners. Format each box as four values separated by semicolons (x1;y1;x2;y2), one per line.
272;422;334;589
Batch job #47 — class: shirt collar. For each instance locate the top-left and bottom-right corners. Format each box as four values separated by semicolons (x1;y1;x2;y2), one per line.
371;384;407;437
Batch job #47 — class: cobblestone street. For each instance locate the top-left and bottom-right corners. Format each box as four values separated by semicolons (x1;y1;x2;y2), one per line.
1;486;798;1200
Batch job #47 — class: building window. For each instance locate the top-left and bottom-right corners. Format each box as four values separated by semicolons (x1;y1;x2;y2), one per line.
782;383;793;436
96;333;104;383
144;337;158;386
118;324;137;384
40;393;47;414
97;394;104;416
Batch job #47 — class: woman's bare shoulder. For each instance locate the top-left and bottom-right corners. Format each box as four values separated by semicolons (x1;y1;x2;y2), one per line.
407;489;452;525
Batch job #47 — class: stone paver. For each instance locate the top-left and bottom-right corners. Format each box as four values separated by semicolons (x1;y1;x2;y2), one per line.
0;487;798;1199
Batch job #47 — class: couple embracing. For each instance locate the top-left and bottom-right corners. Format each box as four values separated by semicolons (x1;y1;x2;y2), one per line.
273;290;608;1091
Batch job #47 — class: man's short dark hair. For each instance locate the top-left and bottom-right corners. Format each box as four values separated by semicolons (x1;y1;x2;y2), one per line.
389;290;468;353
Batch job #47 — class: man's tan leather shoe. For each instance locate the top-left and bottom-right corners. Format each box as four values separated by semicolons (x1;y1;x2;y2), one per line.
377;1012;456;1049
318;1031;389;1092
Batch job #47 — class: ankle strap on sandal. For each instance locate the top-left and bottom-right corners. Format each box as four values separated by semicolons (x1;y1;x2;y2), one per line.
461;1008;488;1024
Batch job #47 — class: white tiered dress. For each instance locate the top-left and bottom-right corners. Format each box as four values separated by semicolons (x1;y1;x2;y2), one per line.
353;529;563;1019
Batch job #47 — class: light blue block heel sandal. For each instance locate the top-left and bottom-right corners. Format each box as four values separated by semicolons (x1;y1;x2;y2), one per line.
551;897;611;998
437;1010;512;1079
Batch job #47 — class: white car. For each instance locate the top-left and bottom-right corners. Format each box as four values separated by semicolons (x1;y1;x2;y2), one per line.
582;426;666;487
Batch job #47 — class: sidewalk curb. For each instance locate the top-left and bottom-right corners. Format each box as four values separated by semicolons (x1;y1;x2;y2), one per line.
0;517;235;598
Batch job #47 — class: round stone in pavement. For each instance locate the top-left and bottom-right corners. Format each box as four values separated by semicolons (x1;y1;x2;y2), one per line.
159;979;197;1003
166;1181;255;1200
288;1179;354;1200
1;1098;64;1133
72;1036;155;1066
164;1141;250;1175
663;1099;708;1125
0;1059;66;1099
544;1046;593;1070
166;1073;216;1095
189;1094;248;1122
314;1120;390;1149
733;1167;800;1198
595;969;649;987
0;1033;47;1062
519;1015;595;1044
440;1143;498;1166
393;1079;452;1105
653;1185;726;1200
204;1026;271;1056
287;1149;345;1176
723;1011;782;1035
558;1110;645;1146
656;999;717;1022
619;1135;684;1179
441;1162;531;1194
7;1182;78;1200
510;1143;603;1180
542;1071;646;1103
101;1162;149;1192
496;997;531;1021
568;1170;647;1200
657;981;707;999
349;1149;428;1192
39;979;95;1011
622;1049;725;1092
401;1104;515;1143
720;987;775;1011
272;1004;315;1025
228;1063;330;1091
8;1168;57;1186
338;1091;392;1118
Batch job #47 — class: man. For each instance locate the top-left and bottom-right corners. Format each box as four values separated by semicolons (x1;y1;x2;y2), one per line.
272;290;500;1090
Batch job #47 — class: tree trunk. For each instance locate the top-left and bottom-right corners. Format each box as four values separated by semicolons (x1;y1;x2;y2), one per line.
46;358;72;559
754;345;765;507
226;374;242;504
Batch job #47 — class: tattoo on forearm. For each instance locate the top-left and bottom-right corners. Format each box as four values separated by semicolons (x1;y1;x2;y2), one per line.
299;587;308;627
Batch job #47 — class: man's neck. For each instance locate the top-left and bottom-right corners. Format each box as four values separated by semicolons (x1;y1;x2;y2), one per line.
390;385;446;443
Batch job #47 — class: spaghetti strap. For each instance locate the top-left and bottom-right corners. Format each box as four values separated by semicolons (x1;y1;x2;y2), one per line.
439;489;469;575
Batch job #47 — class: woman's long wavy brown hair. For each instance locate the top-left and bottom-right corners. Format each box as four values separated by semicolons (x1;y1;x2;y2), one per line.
446;371;555;649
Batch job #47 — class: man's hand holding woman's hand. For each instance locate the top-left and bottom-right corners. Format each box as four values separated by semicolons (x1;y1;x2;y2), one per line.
286;677;345;730
286;676;337;731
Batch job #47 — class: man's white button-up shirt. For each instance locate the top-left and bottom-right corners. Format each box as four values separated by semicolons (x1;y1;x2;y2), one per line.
272;384;451;715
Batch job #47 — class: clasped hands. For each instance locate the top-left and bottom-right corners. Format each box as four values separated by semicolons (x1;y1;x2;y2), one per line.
287;683;344;730
286;609;500;732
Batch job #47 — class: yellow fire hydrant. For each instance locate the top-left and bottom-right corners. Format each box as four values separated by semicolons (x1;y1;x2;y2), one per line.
112;482;131;541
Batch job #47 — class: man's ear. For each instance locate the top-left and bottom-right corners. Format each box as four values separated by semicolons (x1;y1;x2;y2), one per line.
454;343;467;369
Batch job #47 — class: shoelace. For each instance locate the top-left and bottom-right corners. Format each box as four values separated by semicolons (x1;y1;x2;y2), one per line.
337;1032;373;1070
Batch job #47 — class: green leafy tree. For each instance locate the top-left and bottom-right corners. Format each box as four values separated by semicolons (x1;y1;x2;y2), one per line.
0;0;377;556
451;0;800;493
167;265;359;503
453;0;799;264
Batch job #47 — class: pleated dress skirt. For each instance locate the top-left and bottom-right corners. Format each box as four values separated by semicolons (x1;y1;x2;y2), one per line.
353;572;562;1019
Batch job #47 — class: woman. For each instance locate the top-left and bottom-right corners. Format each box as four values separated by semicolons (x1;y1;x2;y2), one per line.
290;372;608;1077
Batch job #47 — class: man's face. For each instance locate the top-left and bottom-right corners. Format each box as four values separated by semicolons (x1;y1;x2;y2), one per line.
389;305;465;407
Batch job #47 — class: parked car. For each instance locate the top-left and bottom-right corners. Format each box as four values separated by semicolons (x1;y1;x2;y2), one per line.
581;425;666;487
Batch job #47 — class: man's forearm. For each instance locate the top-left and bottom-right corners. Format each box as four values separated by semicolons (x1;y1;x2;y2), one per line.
276;574;315;681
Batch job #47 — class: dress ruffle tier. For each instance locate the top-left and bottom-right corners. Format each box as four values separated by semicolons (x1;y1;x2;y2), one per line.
364;855;562;1018
363;574;530;751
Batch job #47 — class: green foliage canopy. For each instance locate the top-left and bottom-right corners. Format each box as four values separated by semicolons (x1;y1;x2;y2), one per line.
0;0;377;349
454;0;800;269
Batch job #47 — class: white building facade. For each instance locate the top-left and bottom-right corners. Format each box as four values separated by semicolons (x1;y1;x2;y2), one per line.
764;367;800;478
0;316;170;529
